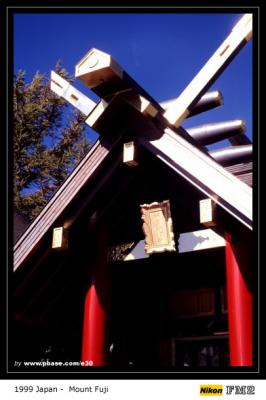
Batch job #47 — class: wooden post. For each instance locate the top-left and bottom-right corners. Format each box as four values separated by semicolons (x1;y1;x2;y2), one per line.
225;232;253;366
81;225;110;366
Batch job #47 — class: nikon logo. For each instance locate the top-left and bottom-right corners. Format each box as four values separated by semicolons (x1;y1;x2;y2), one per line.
200;385;223;396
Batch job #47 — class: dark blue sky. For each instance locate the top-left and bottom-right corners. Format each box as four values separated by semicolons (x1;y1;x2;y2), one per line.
14;12;253;148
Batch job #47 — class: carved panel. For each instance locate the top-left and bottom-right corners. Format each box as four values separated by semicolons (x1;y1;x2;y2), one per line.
140;200;176;254
108;241;135;262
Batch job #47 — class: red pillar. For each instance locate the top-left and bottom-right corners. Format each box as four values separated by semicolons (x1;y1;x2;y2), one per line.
225;233;253;366
81;226;110;366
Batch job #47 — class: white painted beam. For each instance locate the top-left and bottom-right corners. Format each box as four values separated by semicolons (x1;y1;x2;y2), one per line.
84;95;252;229
163;14;252;127
140;127;252;229
51;15;253;230
51;80;252;229
124;228;225;261
50;71;96;115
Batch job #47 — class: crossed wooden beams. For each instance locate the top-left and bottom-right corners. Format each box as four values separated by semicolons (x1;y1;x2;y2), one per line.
51;14;253;230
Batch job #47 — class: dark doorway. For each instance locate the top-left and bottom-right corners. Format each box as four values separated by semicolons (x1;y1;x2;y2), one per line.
109;247;229;369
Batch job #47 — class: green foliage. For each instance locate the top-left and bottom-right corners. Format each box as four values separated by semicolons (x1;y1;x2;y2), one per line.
13;63;91;221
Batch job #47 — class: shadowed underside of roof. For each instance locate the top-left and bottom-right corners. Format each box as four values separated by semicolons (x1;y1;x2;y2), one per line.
13;209;30;244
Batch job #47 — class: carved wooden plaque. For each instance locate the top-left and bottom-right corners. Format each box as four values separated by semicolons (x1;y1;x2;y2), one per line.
140;200;176;254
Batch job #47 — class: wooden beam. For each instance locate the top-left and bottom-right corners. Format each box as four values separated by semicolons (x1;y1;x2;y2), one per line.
123;141;139;166
160;90;224;118
84;94;252;230
75;15;252;130
74;15;252;229
51;71;224;121
163;14;252;127
50;71;96;115
186;119;246;146
52;227;68;250
140;128;252;229
209;144;252;166
199;199;216;228
13;139;115;271
50;78;252;228
123;228;225;261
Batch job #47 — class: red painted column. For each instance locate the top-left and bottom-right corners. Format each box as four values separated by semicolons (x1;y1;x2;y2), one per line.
225;233;253;366
81;226;110;366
